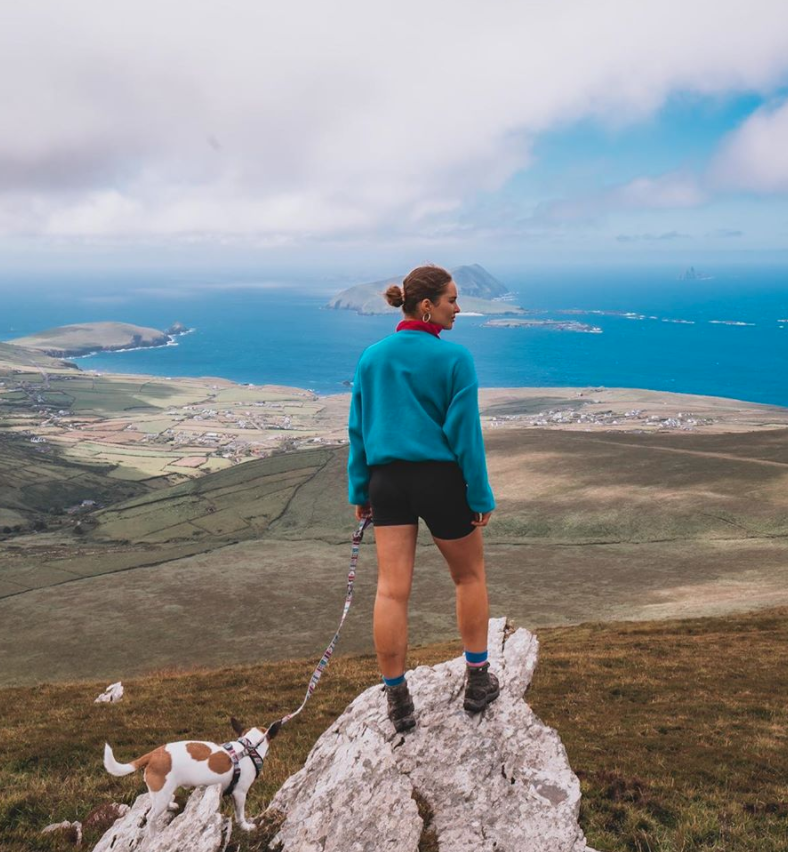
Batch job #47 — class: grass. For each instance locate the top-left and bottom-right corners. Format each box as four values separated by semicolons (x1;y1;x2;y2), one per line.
1;607;787;851
533;609;788;851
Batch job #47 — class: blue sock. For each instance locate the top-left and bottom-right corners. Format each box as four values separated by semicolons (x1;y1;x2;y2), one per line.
382;673;405;688
465;649;488;667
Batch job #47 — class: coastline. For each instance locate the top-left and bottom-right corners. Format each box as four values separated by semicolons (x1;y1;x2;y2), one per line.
3;351;788;490
68;317;788;408
68;327;195;360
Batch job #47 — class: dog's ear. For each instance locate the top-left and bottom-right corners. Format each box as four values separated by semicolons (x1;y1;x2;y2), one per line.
267;720;282;741
230;716;245;736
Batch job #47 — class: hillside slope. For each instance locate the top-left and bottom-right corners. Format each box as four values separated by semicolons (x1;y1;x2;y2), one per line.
85;427;788;547
0;432;147;533
87;446;333;544
0;340;76;370
1;428;787;684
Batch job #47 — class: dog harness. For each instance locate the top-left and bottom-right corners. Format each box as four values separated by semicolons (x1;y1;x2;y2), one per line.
221;735;267;797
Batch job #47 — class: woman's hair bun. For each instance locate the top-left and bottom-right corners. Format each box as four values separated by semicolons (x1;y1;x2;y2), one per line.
381;265;450;313
383;284;405;308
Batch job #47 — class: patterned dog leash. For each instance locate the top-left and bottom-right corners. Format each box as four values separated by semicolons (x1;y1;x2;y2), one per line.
274;515;372;728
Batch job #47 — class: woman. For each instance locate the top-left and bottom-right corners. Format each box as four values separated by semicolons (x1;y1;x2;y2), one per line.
347;264;498;733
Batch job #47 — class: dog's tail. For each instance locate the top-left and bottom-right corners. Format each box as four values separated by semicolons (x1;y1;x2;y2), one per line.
104;743;144;777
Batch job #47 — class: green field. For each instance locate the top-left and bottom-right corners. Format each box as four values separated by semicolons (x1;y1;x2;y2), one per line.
0;362;331;489
0;371;216;419
0;432;148;534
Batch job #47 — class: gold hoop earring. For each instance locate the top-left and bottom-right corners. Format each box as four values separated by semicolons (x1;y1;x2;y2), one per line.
422;312;431;323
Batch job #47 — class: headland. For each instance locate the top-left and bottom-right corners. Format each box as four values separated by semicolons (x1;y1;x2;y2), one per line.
7;320;192;359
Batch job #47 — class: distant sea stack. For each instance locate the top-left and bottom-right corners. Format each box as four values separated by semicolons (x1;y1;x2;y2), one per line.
9;322;178;358
679;266;713;281
324;264;528;316
166;321;189;336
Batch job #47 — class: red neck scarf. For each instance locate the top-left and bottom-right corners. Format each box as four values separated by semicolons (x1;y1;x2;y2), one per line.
396;319;442;337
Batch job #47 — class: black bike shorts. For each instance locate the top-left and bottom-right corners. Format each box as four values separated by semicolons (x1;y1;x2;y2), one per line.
368;459;478;540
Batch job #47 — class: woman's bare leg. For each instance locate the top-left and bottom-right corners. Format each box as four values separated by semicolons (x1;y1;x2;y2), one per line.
432;527;488;652
372;524;418;678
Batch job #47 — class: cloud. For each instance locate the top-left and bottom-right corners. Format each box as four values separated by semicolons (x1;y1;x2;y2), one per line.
80;295;132;305
535;97;788;228
616;231;691;242
133;280;289;299
706;228;744;238
709;99;788;193
0;1;787;241
615;175;706;209
533;171;706;224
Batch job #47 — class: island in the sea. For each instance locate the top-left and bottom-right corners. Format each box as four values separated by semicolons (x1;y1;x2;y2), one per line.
483;318;602;333
678;266;713;281
324;263;528;316
7;321;192;358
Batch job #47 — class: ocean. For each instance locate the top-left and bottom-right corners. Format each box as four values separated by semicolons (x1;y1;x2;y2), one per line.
1;265;787;407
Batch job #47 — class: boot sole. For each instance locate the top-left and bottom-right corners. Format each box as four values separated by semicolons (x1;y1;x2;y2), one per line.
393;716;417;733
463;685;500;714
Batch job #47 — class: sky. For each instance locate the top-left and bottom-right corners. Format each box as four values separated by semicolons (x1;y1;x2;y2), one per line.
2;0;788;275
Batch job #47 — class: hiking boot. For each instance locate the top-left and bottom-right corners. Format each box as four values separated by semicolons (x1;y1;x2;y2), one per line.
385;681;416;733
463;662;500;713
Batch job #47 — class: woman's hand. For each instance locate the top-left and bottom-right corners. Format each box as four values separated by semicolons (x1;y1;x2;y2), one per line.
471;511;493;527
355;502;372;521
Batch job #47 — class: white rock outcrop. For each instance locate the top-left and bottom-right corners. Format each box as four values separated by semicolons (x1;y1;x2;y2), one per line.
90;619;599;851
42;819;83;845
94;681;124;703
92;784;230;852
266;618;594;852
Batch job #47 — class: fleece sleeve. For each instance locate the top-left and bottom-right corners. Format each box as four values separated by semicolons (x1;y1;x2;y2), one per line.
441;350;496;514
347;362;371;505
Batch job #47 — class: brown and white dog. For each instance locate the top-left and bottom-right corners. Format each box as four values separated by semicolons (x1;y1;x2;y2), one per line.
103;718;280;835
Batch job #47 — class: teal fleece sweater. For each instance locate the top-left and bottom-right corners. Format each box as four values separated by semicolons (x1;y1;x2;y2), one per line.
347;330;495;513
